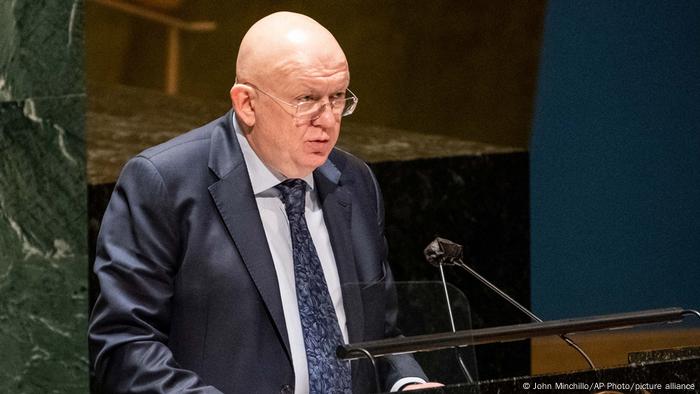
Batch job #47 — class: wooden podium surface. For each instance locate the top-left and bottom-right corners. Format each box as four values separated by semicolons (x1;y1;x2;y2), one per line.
532;328;700;374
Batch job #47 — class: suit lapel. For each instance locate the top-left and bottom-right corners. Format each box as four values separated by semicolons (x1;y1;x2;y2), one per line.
314;161;365;345
207;112;292;365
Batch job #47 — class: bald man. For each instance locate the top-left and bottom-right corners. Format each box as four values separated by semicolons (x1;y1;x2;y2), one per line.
89;12;440;393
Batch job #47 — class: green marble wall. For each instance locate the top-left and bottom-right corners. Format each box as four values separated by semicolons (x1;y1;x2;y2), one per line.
0;1;88;392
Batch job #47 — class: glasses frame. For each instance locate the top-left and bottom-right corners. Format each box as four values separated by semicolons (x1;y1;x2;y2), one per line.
241;82;358;120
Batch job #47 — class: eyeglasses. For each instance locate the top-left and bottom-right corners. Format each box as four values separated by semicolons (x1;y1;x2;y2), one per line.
242;82;358;120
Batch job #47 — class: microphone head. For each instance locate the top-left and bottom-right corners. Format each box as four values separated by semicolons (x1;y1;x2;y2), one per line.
423;237;464;267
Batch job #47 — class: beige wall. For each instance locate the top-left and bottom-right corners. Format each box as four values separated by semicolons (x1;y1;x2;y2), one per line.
86;1;546;147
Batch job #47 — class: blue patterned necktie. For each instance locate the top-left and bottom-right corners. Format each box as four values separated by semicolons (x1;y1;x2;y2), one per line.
275;178;352;394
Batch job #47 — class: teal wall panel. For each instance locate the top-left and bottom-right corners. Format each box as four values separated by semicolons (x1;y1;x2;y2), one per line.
531;1;700;319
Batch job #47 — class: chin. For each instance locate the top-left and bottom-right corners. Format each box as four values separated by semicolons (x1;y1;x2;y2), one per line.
304;153;330;171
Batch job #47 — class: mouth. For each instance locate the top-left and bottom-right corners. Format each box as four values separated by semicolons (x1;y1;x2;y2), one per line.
305;140;330;152
306;138;330;147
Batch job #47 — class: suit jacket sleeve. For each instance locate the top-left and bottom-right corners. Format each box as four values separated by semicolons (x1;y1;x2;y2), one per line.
366;164;429;390
88;157;223;394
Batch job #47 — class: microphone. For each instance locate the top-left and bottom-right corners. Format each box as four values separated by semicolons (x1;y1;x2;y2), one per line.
424;237;464;267
423;237;596;370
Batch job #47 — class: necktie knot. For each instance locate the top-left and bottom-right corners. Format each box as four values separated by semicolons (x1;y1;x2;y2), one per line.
275;178;307;217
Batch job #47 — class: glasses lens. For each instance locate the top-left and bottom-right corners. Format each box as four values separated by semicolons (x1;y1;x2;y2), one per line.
294;90;358;119
296;102;319;118
295;101;343;119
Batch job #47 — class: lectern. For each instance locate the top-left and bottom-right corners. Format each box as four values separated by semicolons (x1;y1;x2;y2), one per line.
338;282;699;393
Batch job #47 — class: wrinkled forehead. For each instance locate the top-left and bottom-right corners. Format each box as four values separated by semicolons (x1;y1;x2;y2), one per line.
274;49;349;79
263;45;350;92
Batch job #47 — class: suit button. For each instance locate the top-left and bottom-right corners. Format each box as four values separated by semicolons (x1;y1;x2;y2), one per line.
280;384;293;393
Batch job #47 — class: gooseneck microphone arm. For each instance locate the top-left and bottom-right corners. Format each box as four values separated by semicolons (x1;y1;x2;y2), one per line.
455;259;540;322
424;237;596;370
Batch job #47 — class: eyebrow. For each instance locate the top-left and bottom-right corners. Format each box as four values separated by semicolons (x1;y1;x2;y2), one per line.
292;85;348;97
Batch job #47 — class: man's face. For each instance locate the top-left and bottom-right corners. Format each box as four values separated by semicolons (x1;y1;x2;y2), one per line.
246;54;349;178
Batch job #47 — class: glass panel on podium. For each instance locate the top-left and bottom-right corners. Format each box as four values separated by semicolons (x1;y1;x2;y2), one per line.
342;280;479;389
395;281;478;386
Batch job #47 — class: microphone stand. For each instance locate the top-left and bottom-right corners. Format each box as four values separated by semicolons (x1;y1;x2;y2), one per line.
452;258;596;369
438;264;476;383
425;237;596;371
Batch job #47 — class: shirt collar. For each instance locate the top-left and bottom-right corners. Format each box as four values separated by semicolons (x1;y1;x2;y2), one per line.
232;113;315;195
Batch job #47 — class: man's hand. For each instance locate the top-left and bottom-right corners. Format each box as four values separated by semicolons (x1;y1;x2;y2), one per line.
402;382;445;391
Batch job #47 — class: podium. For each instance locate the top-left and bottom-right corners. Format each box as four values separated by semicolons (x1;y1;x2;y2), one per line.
412;355;699;393
338;282;700;393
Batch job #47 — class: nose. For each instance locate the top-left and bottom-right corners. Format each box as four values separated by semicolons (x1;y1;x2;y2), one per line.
311;103;338;128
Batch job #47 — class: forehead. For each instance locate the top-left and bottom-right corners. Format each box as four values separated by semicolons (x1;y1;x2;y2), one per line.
272;51;350;91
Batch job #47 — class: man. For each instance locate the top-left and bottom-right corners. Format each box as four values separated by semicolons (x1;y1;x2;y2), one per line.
89;12;442;393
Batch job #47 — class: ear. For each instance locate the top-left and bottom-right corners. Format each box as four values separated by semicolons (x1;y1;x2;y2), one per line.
230;84;256;127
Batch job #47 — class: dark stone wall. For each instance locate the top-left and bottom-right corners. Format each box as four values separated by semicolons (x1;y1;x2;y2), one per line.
0;1;88;392
84;83;531;382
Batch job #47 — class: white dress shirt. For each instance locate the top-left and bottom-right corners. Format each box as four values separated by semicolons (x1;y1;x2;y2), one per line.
233;115;424;392
234;119;347;394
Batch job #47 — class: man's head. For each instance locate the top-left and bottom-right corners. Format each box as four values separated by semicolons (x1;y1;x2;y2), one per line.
230;12;351;178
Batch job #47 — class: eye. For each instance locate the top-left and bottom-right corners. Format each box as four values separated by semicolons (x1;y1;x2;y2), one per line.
331;91;346;99
296;95;317;103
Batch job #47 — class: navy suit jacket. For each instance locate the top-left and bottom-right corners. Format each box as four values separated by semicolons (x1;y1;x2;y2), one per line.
88;112;426;393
